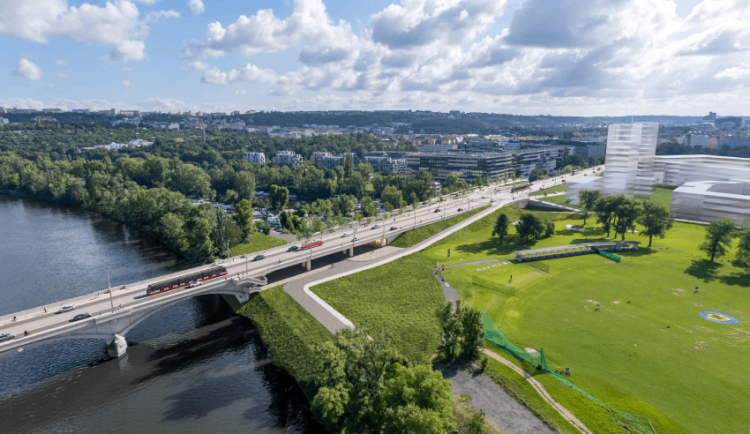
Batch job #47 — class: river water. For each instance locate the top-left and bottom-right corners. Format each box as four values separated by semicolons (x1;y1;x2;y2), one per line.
0;195;323;433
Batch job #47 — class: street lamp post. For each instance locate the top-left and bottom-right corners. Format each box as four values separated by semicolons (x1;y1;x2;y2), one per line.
107;267;114;313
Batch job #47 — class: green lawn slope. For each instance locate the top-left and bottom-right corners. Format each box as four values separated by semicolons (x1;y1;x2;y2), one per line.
390;207;487;248
231;233;287;256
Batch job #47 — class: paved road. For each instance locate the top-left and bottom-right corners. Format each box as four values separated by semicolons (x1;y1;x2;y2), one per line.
0;167;594;348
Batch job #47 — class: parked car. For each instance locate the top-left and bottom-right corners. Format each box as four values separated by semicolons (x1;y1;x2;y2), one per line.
56;305;75;314
0;333;15;342
71;313;91;322
253;254;265;261
372;224;380;229
188;281;202;288
390;227;398;230
352;237;360;242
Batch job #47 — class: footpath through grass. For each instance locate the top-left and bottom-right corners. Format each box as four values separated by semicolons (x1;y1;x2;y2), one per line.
237;286;333;382
390;206;487;248
231;233;286;256
435;211;750;433
311;255;445;363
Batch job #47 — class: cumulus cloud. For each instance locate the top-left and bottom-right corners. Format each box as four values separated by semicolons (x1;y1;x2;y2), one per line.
174;0;750;113
189;0;205;15
55;59;67;66
121;80;135;87
201;64;278;84
13;59;43;80
0;0;179;62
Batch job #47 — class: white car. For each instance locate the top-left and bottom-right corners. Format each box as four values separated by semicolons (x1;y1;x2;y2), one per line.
490;199;495;203
0;333;15;342
341;233;349;238
188;281;202;288
57;305;75;314
372;225;380;229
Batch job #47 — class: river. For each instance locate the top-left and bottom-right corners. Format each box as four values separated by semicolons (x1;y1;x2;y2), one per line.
0;195;323;433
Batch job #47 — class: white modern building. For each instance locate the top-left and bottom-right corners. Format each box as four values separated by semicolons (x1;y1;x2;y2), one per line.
671;180;750;226
243;152;266;165
271;151;303;167
364;156;408;175
310;152;333;167
652;155;750;186
0;118;8;125
416;144;459;153
319;155;344;170
600;122;659;197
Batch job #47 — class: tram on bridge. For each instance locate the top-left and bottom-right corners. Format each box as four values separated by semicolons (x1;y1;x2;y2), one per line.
146;266;228;296
301;239;325;250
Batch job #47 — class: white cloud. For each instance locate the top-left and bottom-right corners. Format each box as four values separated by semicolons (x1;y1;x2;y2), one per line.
0;0;178;62
201;64;278;84
55;59;67;66
183;61;210;71
122;67;133;72
56;73;72;78
715;64;750;80
12;59;43;80
121;80;135;87
189;0;205;15
235;89;247;95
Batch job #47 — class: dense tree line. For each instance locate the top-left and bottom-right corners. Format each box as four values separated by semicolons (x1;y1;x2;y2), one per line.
657;142;750;159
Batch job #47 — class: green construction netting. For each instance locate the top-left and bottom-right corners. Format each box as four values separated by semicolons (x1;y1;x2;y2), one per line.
482;311;596;401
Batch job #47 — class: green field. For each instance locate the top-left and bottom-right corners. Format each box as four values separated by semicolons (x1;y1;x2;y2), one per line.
237;286;333;382
390;206;487;248
536;194;571;206
434;213;750;433
634;187;674;210
230;233;287;256
311;255;444;363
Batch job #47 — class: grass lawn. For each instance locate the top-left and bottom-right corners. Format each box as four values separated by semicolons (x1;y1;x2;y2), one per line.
237;286;333;382
390;206;488;248
436;213;750;433
311;255;445;363
231;233;286;256
634;187;674;210
531;184;567;196
536;195;571;206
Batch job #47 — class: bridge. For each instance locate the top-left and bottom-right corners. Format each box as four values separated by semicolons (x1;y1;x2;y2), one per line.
0;168;594;359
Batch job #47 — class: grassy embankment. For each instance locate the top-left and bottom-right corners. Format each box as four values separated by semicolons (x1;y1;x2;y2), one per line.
237;286;333;382
230;233;287;256
433;211;749;433
634;186;674;210
390;206;488;248
530;183;567;197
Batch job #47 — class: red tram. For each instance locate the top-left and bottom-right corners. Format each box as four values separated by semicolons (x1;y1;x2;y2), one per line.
300;239;325;250
146;266;228;296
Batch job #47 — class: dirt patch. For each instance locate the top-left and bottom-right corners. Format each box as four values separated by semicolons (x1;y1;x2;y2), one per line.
585;299;599;305
565;224;583;232
612;301;621;304
672;288;686;296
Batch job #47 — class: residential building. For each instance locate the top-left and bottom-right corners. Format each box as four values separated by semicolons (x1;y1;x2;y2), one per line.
128;139;153;147
703;112;717;121
271;150;303;167
243;152;266;165
311;152;333;167
319;155;345;170
719;136;750;148
42;108;63;113
0;118;8;125
688;134;710;147
364;156;408;174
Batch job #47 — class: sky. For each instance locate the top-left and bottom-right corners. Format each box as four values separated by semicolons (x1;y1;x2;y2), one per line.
2;0;749;116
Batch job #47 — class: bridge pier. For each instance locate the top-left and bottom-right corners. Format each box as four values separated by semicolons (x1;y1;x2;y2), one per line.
349;246;354;257
106;334;127;358
305;260;311;271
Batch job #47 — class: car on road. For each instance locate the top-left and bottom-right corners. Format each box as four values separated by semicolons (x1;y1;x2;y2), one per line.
0;333;15;342
457;208;463;211
352;237;360;242
341;233;349;238
70;313;91;322
490;199;495;203
188;281;202;288
390;226;398;230
434;209;441;213
56;305;75;314
372;224;380;229
253;254;265;261
482;196;486;199
288;245;299;251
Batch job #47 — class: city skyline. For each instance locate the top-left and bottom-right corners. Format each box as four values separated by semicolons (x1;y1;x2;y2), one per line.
3;0;750;115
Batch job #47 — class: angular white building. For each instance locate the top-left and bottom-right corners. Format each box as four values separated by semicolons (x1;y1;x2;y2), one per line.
671;180;750;226
601;122;659;197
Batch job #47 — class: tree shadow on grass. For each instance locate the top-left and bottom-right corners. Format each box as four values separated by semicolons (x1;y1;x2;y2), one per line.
721;269;750;287
455;235;537;256
621;247;657;257
685;259;721;283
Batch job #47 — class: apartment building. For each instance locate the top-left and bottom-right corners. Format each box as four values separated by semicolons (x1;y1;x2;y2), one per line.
271;151;303;167
364;156;409;175
243;152;267;165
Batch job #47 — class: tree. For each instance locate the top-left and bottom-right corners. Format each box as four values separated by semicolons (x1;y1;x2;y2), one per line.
235;198;256;240
254;220;271;235
468;412;486;434
612;198;641;240
736;229;750;265
233;170;256;201
270;184;289;212
492;213;510;245
578;190;602;225
699;219;736;262
312;218;325;234
436;301;484;361
410;192;419;211
343;154;355;178
528;168;546;182
460;307;484;360
503;172;508;184
515;213;546;241
167;163;211;197
637;202;673;247
564;153;586;168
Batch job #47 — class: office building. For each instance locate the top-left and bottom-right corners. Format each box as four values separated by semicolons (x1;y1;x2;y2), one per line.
416;144;459;153
463;140;504;153
364;156;408;175
600;122;659;197
652;155;750;186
